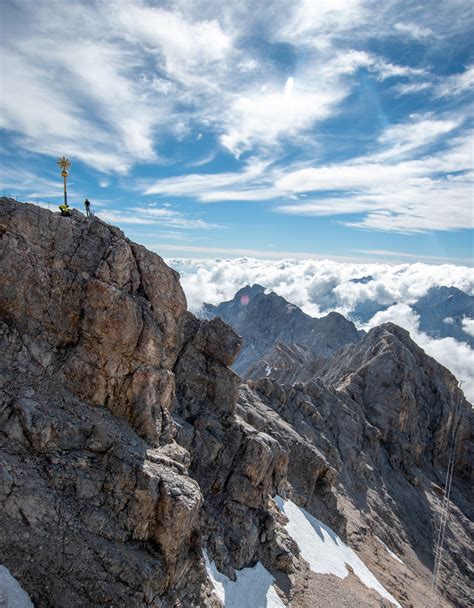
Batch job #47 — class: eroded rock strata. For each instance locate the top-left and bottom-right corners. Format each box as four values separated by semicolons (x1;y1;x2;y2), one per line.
1;199;472;607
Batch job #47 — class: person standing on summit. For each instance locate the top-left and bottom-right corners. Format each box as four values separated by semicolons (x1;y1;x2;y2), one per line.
84;198;91;217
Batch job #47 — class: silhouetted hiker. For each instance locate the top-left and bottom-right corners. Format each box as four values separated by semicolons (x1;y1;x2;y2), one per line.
59;202;71;217
84;198;91;217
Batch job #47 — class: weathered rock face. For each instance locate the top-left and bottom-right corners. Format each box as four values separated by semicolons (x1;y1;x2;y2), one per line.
0;198;186;444
238;380;345;537
0;199;208;607
318;323;472;472
247;342;320;384
202;284;362;376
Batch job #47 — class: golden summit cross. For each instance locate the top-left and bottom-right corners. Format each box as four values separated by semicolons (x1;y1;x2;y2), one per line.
57;156;71;206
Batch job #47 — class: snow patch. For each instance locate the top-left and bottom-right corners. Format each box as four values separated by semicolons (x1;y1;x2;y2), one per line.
265;364;272;376
275;497;401;607
203;550;285;608
0;566;34;608
375;536;405;565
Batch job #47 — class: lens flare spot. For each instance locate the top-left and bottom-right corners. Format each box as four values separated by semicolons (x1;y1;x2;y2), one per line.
240;294;250;306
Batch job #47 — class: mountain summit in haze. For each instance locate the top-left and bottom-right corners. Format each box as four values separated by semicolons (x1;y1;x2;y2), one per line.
412;285;474;347
202;284;362;375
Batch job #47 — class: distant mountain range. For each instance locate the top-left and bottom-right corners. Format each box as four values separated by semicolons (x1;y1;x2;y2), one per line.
201;283;474;394
198;278;472;606
350;285;474;345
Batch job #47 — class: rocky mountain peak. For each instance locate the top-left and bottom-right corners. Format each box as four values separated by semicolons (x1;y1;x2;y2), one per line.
1;198;472;608
1;197;186;445
233;283;266;301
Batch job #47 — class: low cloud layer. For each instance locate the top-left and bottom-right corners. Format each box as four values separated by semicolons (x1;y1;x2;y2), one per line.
170;257;474;400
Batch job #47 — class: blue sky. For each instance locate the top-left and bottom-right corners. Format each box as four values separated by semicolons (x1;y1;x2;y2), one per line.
1;0;473;264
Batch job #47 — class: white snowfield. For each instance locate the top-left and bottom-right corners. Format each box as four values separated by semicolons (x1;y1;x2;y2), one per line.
203;550;285;608
275;497;401;608
0;565;34;608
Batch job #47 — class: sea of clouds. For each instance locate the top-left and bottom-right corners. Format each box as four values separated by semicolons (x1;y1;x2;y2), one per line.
169;257;474;401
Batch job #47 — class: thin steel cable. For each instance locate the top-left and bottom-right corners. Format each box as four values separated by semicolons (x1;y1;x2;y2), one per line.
428;384;463;607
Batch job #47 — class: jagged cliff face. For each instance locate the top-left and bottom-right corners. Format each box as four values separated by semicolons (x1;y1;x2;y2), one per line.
1;198;186;444
0;199;472;608
242;326;473;605
0;199;208;607
173;313;294;576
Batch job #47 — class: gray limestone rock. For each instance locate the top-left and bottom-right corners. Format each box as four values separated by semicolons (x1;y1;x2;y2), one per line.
0;198;186;445
0;199;207;607
241;322;473;607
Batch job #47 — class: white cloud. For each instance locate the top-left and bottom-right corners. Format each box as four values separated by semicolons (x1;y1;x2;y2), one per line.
220;77;346;156
0;165;64;200
218;46;427;156
3;0;437;171
238;59;259;72
377;116;461;157
462;317;474;337
276;0;367;42
1;0;472;183
0;3;165;172
0;0;234;171
169;256;474;315
143;124;472;233
275;129;473;232
394;22;434;40
436;65;474;98
144;158;274;198
95;205;222;229
395;65;474;98
276;162;420;192
394;82;431;95
114;2;232;83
